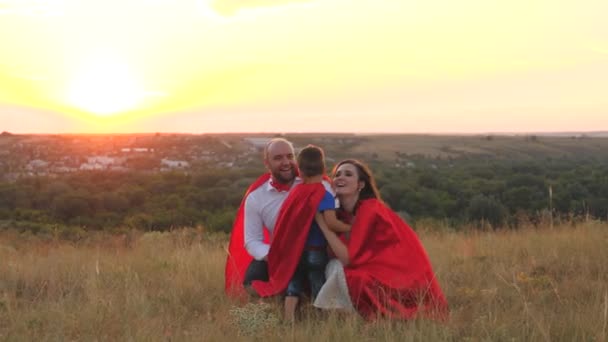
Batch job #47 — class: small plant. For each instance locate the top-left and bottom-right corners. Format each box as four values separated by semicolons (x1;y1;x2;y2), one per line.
228;302;280;336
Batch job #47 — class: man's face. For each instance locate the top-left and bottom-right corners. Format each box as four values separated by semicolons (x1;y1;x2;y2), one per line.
264;141;297;184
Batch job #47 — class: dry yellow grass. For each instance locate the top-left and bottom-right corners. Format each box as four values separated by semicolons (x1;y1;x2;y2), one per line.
1;223;607;341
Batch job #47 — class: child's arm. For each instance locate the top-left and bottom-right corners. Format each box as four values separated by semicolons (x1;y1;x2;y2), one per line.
321;210;351;233
315;212;349;265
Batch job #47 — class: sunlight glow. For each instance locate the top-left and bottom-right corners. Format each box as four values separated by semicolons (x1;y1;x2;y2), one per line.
67;51;143;117
0;0;607;133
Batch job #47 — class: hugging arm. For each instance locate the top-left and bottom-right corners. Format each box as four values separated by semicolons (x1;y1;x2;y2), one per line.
322;210;351;233
315;212;349;265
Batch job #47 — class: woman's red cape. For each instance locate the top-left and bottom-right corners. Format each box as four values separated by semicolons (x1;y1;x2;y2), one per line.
345;199;449;320
251;183;326;297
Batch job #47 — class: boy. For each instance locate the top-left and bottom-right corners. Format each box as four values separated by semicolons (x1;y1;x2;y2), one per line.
283;145;351;321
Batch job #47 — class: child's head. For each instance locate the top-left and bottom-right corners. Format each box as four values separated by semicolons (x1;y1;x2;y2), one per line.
297;145;325;177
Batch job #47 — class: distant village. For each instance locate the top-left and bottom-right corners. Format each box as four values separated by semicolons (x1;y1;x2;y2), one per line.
0;132;291;182
2;131;536;183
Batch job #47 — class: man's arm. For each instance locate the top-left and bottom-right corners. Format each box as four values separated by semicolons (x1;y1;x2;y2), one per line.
322;210;351;233
243;194;269;260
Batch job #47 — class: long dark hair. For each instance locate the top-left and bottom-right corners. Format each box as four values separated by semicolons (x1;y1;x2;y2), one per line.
332;159;382;201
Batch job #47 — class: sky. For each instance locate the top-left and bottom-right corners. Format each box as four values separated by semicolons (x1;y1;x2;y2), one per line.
1;0;607;134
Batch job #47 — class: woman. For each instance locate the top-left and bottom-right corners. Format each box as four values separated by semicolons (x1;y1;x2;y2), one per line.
313;159;448;320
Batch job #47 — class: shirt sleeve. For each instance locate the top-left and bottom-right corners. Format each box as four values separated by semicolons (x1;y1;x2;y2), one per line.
243;192;270;260
321;179;340;209
318;190;337;212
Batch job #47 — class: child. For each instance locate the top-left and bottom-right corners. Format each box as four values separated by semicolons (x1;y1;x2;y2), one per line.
283;145;351;321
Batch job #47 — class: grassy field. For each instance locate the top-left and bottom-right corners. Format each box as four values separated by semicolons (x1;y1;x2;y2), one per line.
1;223;607;341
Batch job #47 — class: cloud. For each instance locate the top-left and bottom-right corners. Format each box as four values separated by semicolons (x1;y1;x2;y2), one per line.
207;0;312;16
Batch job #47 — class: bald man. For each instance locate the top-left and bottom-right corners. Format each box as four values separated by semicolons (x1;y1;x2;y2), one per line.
241;138;301;287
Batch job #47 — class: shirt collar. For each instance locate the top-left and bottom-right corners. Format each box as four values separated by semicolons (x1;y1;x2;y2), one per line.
266;177;302;192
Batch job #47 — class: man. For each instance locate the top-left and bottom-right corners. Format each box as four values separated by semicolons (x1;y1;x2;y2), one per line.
225;138;301;296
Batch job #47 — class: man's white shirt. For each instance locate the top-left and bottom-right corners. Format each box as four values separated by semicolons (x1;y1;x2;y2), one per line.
243;177;335;260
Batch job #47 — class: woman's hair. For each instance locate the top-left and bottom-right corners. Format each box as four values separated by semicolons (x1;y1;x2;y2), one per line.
332;159;382;201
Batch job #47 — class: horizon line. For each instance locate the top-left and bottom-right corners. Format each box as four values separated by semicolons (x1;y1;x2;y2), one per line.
2;130;607;136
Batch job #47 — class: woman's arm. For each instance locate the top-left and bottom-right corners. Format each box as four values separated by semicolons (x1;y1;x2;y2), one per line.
315;212;349;265
322;210;351;232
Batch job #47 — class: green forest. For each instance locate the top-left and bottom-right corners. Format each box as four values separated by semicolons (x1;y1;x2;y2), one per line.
2;155;608;236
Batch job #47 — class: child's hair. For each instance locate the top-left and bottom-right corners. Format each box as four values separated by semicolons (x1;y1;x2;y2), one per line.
297;145;325;177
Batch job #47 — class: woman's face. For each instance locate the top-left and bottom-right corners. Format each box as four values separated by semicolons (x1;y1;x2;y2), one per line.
333;163;364;198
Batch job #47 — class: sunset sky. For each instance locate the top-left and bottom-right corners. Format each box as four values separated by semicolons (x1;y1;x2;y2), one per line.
1;0;607;133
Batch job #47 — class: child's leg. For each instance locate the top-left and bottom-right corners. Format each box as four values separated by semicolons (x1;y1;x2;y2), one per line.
305;250;329;300
285;260;305;321
284;296;299;322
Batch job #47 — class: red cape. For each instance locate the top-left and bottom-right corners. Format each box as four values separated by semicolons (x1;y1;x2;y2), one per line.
344;199;448;320
251;183;326;297
224;174;271;298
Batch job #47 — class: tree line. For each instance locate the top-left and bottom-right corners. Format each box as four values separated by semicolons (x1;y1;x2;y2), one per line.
1;157;607;234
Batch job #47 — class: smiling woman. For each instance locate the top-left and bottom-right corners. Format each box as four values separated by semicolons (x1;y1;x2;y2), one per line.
67;51;144;117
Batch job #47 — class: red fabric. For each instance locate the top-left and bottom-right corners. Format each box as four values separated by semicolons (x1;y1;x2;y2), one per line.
224;174;271;298
269;178;291;192
344;199;448;320
251;183;326;297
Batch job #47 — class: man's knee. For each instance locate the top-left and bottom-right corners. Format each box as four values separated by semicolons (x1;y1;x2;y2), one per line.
243;259;269;286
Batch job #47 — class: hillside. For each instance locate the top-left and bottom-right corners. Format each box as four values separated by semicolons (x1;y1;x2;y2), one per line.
3;132;608;163
281;133;608;162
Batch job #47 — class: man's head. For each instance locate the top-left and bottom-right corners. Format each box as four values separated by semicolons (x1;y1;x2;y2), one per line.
297;145;325;178
263;138;297;184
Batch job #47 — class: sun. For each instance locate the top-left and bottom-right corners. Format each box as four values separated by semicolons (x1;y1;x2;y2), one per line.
67;51;144;117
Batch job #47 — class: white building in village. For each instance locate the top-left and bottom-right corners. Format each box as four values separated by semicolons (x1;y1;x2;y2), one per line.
121;147;154;153
80;156;125;171
87;156;117;166
160;158;190;171
26;159;49;171
80;163;105;171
